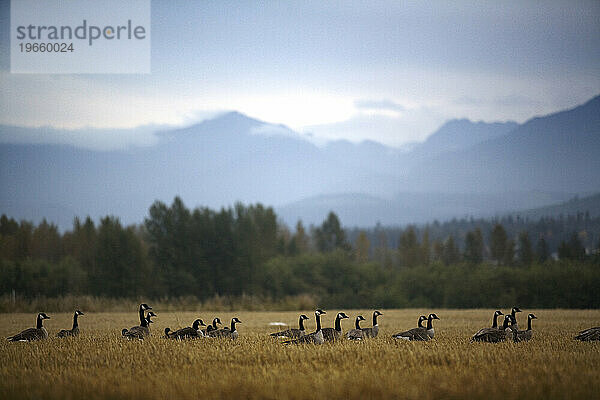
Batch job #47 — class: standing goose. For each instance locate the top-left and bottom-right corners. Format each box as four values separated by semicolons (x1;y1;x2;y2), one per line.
283;309;326;345
346;315;366;340
57;310;84;338
509;307;522;331
270;314;310;338
201;318;222;336
322;312;350;342
392;315;428;341
209;317;242;339
121;303;152;339
471;310;504;341
425;313;440;339
361;310;383;338
166;319;206;339
574;326;600;341
7;313;51;342
471;315;512;343
514;313;537;342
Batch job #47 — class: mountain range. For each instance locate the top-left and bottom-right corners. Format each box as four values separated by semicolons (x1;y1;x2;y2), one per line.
1;94;599;229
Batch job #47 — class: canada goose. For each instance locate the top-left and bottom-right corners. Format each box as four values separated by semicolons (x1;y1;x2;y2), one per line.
322;312;350;342
121;303;152;339
166;319;206;339
471;310;503;341
7;312;51;342
209;317;242;339
346;315;366;340
201;318;222;335
270;314;309;338
514;313;537;342
471;315;512;343
361;310;383;338
509;307;522;331
574;326;600;341
283;309;326;345
392;315;429;341
57;310;84;337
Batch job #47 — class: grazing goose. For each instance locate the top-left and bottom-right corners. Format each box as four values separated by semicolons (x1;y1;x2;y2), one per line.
121;303;152;339
346;315;366;340
166;319;206;339
471;310;504;341
270;314;310;338
209;317;242;339
322;312;350;342
7;312;51;342
574;326;600;341
283;309;326;345
471;315;512;343
202;318;222;336
392;315;428;341
361;310;383;338
57;310;84;338
514;313;537;342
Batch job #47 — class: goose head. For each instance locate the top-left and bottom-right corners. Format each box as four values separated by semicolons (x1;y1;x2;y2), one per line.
356;315;366;322
232;317;242;324
418;315;427;326
38;312;51;320
337;312;350;320
121;328;129;336
316;309;326;316
75;310;84;316
428;313;440;321
511;307;522;314
213;317;222;326
140;303;152;311
300;314;309;321
494;310;504;317
146;311;157;323
373;310;383;317
528;313;537;320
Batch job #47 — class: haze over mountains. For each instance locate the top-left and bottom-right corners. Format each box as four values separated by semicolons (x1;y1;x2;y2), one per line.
1;94;599;230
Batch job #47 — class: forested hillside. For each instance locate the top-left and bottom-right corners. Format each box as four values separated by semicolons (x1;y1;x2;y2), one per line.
1;197;599;310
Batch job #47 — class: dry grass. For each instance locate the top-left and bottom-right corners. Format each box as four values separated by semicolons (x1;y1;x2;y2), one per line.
1;309;599;400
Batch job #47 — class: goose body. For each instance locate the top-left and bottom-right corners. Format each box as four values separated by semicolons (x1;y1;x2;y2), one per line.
514;313;537;342
270;314;309;338
471;310;503;341
57;310;84;338
7;313;50;342
209;317;241;339
471;315;512;343
346;315;366;340
121;303;152;339
392;315;428;341
166;319;206;339
575;326;600;341
201;318;222;336
283;309;326;345
361;311;383;338
322;312;349;342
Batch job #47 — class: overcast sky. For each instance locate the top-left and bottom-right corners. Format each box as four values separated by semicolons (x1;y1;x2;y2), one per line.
0;0;599;148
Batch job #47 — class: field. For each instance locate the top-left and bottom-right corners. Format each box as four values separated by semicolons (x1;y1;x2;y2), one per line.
1;309;599;400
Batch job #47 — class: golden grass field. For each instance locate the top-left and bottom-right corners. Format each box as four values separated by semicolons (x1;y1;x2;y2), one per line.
1;309;599;400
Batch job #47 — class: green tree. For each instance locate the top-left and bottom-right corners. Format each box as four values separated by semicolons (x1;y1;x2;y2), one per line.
536;237;550;263
517;231;533;266
490;223;507;264
354;231;370;263
398;226;420;267
464;228;483;264
503;239;515;266
314;212;349;253
442;235;460;265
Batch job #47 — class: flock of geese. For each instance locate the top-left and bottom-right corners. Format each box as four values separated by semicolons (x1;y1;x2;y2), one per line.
6;304;600;343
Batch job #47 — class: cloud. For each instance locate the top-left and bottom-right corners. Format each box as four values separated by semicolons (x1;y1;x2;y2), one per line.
354;99;405;112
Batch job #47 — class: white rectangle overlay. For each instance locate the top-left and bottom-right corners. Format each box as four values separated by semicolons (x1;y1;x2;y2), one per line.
11;0;150;73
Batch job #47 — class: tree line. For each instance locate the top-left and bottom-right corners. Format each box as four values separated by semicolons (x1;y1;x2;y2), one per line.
1;197;599;308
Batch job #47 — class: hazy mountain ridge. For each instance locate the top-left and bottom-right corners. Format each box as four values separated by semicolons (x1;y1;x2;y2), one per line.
1;95;599;229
